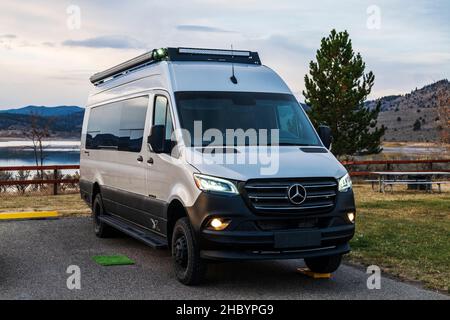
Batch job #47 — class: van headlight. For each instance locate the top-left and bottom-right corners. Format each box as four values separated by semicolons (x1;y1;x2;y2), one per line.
193;174;239;194
338;173;352;192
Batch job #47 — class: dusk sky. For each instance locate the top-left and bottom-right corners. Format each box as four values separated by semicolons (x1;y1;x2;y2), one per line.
0;0;449;109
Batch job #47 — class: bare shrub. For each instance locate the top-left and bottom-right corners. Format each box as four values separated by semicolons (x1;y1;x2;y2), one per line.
0;171;13;193
14;170;31;194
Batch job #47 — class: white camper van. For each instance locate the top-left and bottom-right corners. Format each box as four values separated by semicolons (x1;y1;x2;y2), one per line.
80;47;355;285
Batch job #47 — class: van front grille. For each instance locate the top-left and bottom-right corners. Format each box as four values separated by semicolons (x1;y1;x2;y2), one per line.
243;178;337;214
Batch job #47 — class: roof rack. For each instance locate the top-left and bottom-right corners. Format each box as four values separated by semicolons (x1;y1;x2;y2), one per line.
89;47;261;85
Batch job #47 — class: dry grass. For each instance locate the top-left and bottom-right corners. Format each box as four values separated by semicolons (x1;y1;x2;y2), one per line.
349;184;450;292
0;192;90;216
383;141;450;149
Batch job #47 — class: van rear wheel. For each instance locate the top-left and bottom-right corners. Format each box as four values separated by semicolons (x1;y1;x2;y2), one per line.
304;254;342;274
92;193;115;238
172;217;206;285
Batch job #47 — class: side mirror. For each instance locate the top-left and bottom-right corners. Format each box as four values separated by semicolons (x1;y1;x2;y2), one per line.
148;125;168;153
318;125;333;149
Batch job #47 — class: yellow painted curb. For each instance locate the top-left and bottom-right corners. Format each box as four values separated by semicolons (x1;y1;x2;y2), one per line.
296;268;332;279
0;211;59;220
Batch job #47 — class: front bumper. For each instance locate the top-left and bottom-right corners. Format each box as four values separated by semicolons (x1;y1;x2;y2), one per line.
186;189;356;261
201;243;350;261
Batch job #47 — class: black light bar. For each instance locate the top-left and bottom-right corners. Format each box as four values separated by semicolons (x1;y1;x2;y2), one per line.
169;47;260;64
90;47;261;85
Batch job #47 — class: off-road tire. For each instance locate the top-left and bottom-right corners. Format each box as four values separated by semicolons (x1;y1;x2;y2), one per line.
92;193;116;238
172;217;207;285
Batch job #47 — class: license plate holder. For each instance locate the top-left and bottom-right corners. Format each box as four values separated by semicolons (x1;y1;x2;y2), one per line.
274;231;321;249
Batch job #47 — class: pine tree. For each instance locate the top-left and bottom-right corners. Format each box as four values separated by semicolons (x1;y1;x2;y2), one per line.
303;29;385;157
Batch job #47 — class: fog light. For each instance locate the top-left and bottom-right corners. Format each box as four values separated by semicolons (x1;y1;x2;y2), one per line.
347;212;355;223
208;218;230;231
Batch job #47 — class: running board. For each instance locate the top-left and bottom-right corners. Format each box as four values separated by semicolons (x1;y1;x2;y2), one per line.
99;215;168;249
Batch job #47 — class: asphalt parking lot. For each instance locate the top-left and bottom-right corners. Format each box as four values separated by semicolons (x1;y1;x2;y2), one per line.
0;217;447;300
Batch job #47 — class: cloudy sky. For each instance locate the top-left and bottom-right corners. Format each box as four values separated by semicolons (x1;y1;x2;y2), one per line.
0;0;449;109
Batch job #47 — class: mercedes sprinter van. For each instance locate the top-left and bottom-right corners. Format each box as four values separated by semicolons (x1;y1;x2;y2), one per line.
80;47;355;285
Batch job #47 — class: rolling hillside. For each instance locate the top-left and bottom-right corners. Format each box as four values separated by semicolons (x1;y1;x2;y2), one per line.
0;105;83;117
0;106;85;139
366;79;449;142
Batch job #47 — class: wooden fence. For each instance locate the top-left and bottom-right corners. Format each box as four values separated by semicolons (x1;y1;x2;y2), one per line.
0;160;449;194
342;159;450;176
0;165;79;195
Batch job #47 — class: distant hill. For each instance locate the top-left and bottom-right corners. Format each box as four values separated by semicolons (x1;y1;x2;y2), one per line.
0;105;84;117
302;80;449;143
365;79;449;142
0;105;85;139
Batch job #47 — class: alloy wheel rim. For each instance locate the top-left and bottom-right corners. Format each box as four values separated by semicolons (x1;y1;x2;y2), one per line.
174;235;188;268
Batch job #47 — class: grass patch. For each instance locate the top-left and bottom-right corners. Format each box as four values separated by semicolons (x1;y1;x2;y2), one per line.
349;184;450;292
92;255;135;266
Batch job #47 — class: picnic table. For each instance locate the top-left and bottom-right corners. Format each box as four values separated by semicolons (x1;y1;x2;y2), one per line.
368;171;450;193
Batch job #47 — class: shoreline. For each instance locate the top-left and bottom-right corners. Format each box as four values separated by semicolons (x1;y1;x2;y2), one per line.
0;140;80;148
0;137;80;143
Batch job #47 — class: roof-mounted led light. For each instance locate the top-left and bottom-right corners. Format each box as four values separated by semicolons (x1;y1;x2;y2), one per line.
152;48;168;60
178;48;250;57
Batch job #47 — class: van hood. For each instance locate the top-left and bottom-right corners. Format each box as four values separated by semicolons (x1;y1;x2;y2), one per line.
184;146;347;181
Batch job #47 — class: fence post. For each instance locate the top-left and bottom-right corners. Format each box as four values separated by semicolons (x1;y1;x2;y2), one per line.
53;169;58;195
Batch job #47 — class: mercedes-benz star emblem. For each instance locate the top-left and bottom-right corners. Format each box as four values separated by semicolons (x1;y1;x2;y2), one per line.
287;184;307;205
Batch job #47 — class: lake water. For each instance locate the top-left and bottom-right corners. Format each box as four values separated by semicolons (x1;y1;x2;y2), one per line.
0;140;80;166
0;140;448;167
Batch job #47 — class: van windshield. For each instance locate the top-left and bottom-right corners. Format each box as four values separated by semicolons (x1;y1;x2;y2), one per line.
174;92;322;147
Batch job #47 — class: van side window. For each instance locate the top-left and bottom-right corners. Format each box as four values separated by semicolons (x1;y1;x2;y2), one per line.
118;97;149;152
86;102;121;150
86;96;149;152
165;109;174;140
154;96;167;126
153;95;174;141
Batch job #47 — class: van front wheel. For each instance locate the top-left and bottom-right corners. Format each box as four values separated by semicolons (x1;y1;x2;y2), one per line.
304;254;342;273
172;217;206;285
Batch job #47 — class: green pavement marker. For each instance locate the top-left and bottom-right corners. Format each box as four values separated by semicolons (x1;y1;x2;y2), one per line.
92;255;135;266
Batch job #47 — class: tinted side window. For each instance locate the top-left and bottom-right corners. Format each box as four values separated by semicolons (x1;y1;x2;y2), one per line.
86;101;121;150
153;96;167;126
86;96;149;152
153;95;174;140
118;97;149;152
165;109;173;140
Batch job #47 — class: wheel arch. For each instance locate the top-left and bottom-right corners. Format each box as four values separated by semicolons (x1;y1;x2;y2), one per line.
166;198;189;247
91;182;101;206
